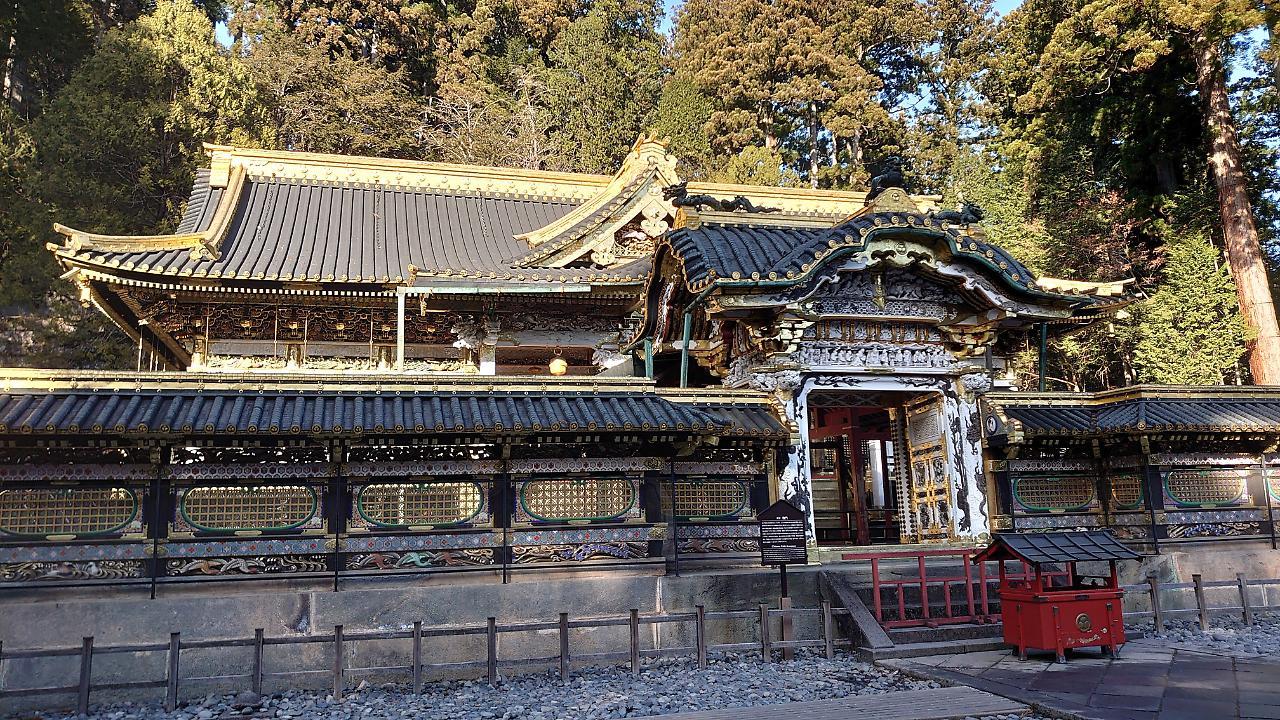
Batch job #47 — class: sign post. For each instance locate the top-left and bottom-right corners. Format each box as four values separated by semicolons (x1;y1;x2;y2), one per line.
759;499;808;579
758;500;807;660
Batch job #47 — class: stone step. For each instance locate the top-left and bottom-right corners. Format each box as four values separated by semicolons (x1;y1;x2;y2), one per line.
886;622;1003;645
861;636;1010;661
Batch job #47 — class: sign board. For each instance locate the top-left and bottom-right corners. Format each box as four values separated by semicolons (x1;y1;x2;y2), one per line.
758;500;807;566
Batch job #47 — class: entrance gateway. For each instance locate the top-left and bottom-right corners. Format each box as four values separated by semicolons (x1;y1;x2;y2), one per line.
638;184;1131;554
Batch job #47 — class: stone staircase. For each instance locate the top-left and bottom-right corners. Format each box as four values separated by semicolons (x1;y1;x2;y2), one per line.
817;567;1008;660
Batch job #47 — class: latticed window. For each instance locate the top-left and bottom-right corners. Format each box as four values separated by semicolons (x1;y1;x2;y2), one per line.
518;478;637;522
179;485;317;532
1164;470;1248;507
0;488;138;537
356;482;484;527
1013;475;1096;512
1109;473;1143;510
664;480;750;519
811;448;838;473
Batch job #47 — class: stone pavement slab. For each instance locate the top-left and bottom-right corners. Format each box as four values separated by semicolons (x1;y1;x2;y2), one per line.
881;638;1280;720
634;685;1028;719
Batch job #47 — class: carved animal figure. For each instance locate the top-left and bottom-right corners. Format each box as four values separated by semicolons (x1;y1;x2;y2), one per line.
663;183;779;213
928;201;985;226
866;157;905;200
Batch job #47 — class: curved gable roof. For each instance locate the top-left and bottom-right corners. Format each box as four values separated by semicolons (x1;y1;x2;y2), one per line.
661;210;1127;304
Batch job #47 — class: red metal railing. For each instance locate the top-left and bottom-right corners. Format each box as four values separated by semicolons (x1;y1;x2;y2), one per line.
840;548;1070;628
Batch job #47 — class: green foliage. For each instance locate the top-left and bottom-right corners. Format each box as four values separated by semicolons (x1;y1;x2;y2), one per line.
28;0;264;234
649;75;715;178
543;0;663;173
1134;231;1249;384
707;146;801;187
244;32;423;158
944;150;1050;274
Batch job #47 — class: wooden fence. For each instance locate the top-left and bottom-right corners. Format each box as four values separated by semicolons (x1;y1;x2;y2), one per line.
0;602;854;715
1123;572;1280;631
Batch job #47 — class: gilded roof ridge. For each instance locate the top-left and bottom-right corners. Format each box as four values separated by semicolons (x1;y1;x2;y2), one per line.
51;164;248;260
202;143;613;190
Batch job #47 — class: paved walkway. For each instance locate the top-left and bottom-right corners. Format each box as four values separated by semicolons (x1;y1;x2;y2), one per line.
639;686;1027;719
883;638;1280;720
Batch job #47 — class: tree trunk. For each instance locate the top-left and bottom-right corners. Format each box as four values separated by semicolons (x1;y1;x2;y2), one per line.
808;104;820;189
1194;36;1280;384
849;129;865;184
1268;5;1280;92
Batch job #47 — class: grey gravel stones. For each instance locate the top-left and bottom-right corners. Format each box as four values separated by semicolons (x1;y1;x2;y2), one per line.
1129;609;1280;657
22;651;1043;720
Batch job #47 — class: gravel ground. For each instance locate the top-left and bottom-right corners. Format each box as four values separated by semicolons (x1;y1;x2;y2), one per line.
1129;610;1280;657
19;651;1047;720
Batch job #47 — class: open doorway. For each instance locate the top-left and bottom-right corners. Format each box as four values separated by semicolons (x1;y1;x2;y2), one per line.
808;390;952;546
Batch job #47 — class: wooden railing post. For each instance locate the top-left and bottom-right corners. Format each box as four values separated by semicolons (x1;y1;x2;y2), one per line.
332;625;344;701
252;629;264;696
77;636;93;716
779;596;794;661
486;617;498;686
1238;574;1253;626
629;609;640;675
695;605;707;669
411;622;423;694
1193;574;1209;631
820;600;834;660
1147;573;1163;632
558;613;570;684
758;603;771;663
165;632;180;711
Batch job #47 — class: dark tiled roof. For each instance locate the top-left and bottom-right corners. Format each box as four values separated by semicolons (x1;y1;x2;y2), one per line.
69;177;650;284
173;170;224;234
695;403;788;437
0;388;783;438
995;396;1280;436
974;531;1141;564
665;212;1057;299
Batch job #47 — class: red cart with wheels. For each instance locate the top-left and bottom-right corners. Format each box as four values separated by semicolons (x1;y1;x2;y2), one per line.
972;531;1139;663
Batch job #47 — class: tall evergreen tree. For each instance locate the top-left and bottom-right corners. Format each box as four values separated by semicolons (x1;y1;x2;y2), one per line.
544;0;663;173
244;31;424;157
1022;0;1280;383
28;0;264;235
1134;230;1249;383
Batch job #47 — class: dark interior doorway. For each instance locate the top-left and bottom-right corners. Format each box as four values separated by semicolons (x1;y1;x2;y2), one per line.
808;391;914;546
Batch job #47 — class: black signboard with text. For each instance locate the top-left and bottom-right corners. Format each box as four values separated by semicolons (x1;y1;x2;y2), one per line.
758;500;807;567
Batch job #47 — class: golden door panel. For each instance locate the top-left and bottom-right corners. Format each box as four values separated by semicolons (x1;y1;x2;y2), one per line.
903;395;951;543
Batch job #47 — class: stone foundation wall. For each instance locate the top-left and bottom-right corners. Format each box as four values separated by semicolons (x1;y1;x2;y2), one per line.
0;568;822;713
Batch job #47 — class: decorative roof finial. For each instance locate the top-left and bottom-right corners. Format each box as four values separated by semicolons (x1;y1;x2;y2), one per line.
865;156;906;201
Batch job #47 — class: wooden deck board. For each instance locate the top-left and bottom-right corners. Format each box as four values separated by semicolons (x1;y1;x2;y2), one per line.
635;686;1027;720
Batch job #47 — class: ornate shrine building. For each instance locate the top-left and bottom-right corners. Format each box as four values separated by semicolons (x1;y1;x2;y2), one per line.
0;136;1271;589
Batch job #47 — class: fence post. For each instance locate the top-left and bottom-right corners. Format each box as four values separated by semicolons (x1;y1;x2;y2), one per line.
779;596;794;661
918;555;931;624
629;609;640;675
695;605;707;669
1147;573;1163;632
252;629;264;696
1238;574;1253;626
77;636;93;716
165;632;180;712
1193;574;1209;631
758;603;771;663
558;613;570;684
332;625;344;701
412;622;423;694
820;600;834;660
486;617;498;686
